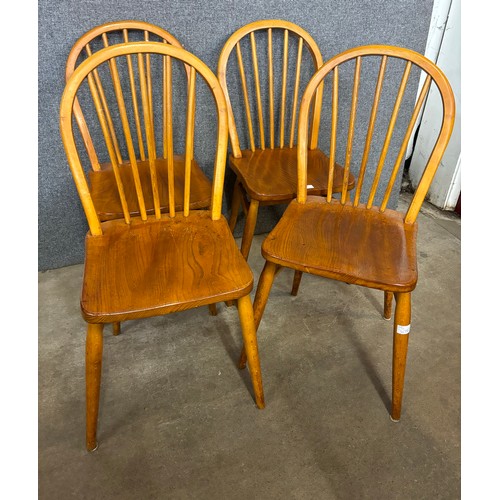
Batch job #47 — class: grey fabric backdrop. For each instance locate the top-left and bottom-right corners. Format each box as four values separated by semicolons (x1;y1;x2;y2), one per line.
38;0;434;271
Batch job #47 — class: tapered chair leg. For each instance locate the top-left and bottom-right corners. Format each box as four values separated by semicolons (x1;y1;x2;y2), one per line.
237;294;265;409
291;270;303;296
112;322;121;335
228;179;242;233
383;291;394;320
208;304;218;316
86;323;104;451
239;261;278;369
240;199;260;260
391;292;411;422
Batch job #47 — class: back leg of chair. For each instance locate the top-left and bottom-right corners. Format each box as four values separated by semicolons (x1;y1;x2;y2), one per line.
86;323;104;451
208;304;218;316
240;199;260;260
391;291;411;422
239;260;278;369
291;270;303;296
228;179;242;233
384;291;394;320
112;322;121;335
237;294;265;409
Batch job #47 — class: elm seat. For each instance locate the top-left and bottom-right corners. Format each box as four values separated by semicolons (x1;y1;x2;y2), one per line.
82;212;254;323
262;196;418;292
89;157;212;221
230;148;355;202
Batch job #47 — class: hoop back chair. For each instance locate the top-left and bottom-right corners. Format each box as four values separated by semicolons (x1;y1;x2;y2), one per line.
60;42;265;451
217;20;355;294
67;21;218;321
240;45;455;421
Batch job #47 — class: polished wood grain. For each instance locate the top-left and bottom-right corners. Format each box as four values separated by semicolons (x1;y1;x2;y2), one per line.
245;45;455;421
217;20;352;292
61;42;265;450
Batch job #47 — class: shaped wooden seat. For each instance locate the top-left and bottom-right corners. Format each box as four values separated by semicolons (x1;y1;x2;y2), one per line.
60;42;265;451
218;20;355;297
239;45;455;422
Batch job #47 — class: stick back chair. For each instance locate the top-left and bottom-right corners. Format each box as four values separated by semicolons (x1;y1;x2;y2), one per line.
239;45;455;421
217;20;356;295
66;21;218;322
60;42;265;451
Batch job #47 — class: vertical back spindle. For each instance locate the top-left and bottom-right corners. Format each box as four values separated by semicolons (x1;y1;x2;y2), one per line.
236;42;256;152
268;29;275;149
163;54;176;217
250;32;265;150
184;66;197;217
327;66;339;203
279;29;289;148
354;55;387;207
289;36;303;148
367;60;412;209
144;31;156;157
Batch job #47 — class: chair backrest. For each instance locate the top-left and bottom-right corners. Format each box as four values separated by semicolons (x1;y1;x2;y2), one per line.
60;42;229;236
218;20;323;158
296;45;455;224
65;21;187;172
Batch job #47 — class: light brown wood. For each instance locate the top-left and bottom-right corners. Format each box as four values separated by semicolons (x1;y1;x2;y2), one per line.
256;45;455;419
218;20;354;264
61;42;264;449
112;322;121;335
326;66;339;203
184;66;197;216
291;270;303;296
240;199;259;260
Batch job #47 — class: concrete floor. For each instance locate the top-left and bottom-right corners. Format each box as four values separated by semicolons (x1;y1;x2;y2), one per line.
38;194;460;499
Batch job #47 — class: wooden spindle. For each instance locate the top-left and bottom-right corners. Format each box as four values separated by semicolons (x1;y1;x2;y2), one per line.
367;60;412;209
279;29;289;148
138;52;161;219
107;49;148;221
380;73;432;212
268;28;275;149
184;66;196;217
123;29;146;161
86;71;130;223
354;55;387;207
341;56;361;204
163;54;175;217
85;44;123;165
289;37;303;148
250;32;265;150
236;42;255;152
327;67;339;203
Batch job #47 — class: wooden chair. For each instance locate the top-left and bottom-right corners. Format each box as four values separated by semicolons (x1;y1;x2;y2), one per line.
217;20;355;296
66;21;217;321
239;45;455;421
60;41;265;451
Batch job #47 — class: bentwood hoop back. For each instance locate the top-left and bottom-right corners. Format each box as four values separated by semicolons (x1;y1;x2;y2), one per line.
217;20;355;288
242;45;455;421
60;42;265;451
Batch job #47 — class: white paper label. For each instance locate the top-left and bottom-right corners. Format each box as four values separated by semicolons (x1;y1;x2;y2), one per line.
397;324;411;334
307;184;314;189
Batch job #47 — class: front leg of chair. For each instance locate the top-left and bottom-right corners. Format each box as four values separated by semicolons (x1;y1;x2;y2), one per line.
291;270;303;296
237;294;265;409
239;260;278;369
86;323;104;451
383;292;394;320
228;179;242;233
240;199;260;260
391;291;412;422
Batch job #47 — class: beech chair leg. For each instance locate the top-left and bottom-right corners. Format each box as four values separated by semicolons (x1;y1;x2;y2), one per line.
228;180;241;233
240;199;260;260
383;291;394;320
237;294;265;409
208;304;218;316
112;322;121;335
239;261;278;369
86;323;104;451
291;270;303;296
391;292;412;422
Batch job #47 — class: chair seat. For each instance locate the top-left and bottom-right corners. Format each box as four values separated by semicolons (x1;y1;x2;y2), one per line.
81;211;254;322
229;147;355;202
88;157;212;221
262;196;418;292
